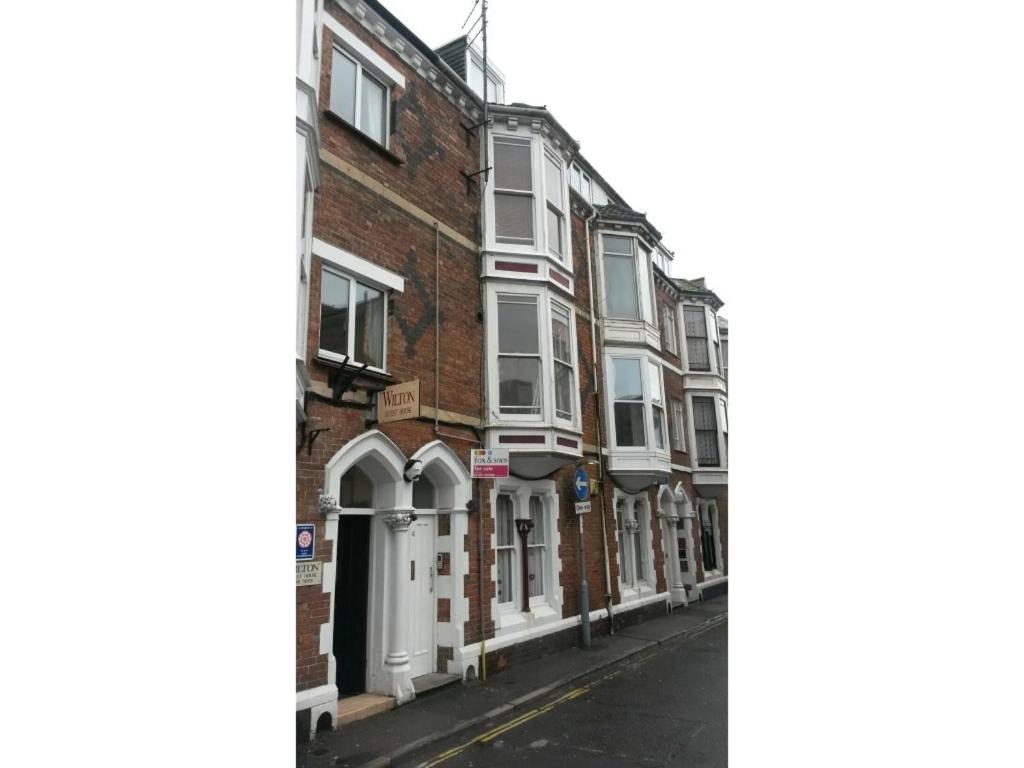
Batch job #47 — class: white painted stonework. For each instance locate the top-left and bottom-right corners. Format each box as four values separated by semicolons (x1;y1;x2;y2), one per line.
319;432;471;708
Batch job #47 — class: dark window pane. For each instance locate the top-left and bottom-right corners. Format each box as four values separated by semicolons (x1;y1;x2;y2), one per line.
354;283;384;368
330;48;356;123
683;306;707;337
320;270;350;356
339;464;372;507
652;404;665;449
555;361;572;419
412;475;436;509
687;337;710;371
614;402;645;446
498;297;538;354
498;358;541;413
496;495;513;546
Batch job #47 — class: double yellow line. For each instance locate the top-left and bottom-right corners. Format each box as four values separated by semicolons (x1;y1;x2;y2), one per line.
421;670;621;767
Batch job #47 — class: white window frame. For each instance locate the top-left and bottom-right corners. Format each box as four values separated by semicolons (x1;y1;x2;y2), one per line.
661;304;678;356
467;48;505;104
312;239;404;375
486;129;572;265
690;395;722;468
328;44;391;147
495;292;543;417
606;353;669;455
485;284;581;430
549;299;576;424
489;479;563;632
682;303;712;373
670;398;686;452
544;147;567;263
613;490;655;600
597;232;656;326
697;499;725;578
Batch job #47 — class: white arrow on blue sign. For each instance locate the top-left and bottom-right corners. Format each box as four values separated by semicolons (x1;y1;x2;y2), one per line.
574;468;589;501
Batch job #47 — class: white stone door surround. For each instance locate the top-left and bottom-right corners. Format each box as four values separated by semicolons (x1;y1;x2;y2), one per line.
320;432;471;706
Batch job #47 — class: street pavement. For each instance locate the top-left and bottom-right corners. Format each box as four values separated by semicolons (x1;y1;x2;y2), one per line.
397;621;728;768
298;595;727;768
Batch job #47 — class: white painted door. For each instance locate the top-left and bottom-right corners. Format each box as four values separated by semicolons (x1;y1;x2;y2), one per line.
407;516;436;679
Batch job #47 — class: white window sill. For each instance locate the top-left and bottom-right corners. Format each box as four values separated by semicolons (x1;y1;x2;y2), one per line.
496;598;559;632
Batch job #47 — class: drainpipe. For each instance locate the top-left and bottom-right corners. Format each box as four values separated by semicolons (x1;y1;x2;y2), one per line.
478;3;490;680
584;206;614;634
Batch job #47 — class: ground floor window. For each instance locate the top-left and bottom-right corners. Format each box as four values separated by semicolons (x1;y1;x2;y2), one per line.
614;492;653;591
698;501;721;573
491;481;559;616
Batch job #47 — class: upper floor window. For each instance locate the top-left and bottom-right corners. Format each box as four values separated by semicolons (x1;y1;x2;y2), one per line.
693;396;720;467
489;132;570;262
684;306;710;371
497;293;541;415
569;163;593;203
493;136;534;247
488;285;579;428
670;398;686;452
320;265;386;370
661;304;678;355
467;51;505;103
603;235;639;320
612;358;645;447
551;302;574;421
544;150;565;260
721;338;729;382
609;357;667;450
649;361;666;451
330;45;388;145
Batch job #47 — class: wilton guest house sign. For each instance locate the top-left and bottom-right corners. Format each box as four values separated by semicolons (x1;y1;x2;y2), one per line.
378;380;420;424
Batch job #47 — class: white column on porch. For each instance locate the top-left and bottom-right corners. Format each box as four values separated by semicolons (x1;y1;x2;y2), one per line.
383;510;416;703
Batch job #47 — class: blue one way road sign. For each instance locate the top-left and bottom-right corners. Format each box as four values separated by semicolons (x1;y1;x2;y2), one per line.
574;468;589;501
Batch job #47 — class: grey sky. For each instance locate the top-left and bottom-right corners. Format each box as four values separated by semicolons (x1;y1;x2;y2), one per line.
378;0;734;314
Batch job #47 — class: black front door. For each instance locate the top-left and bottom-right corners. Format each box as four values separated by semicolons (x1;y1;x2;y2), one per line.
334;515;370;695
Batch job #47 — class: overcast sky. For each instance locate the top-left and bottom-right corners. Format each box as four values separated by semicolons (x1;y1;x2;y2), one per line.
380;0;737;315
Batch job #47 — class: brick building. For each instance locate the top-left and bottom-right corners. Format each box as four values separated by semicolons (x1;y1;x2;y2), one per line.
295;0;728;741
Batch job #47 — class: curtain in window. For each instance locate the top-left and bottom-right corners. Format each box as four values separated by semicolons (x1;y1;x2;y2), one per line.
496;495;514;604
526;496;545;598
354;283;384;368
693;397;720;466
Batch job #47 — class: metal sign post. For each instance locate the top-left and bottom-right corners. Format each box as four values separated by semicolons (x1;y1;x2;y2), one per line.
573;467;591;647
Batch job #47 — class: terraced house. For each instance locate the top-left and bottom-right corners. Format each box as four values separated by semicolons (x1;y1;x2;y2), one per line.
295;0;729;742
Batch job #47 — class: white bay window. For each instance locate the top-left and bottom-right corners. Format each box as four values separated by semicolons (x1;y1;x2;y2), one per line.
488;286;580;428
602;235;640;320
608;356;669;452
497;294;542;415
488;130;571;262
493;136;534;246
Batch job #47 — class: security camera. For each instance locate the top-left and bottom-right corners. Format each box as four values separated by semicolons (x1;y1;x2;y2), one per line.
403;459;424;483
